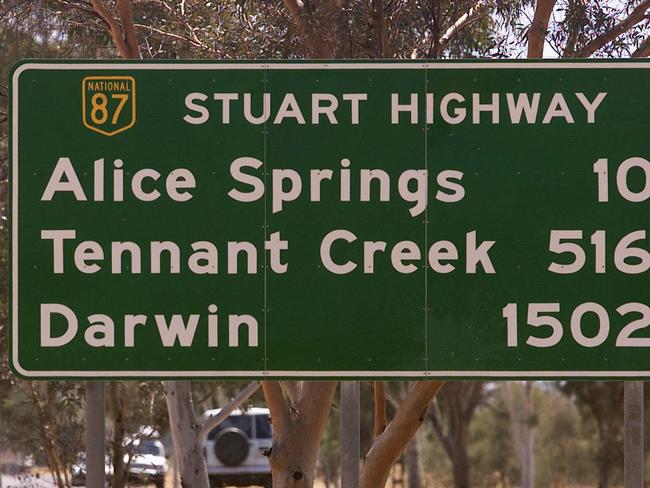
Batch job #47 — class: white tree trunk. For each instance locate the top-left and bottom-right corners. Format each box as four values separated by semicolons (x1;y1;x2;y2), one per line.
505;382;535;488
269;427;321;488
361;382;444;488
164;381;210;488
263;382;338;488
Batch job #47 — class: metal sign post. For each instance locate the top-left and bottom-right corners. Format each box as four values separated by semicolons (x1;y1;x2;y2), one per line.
624;381;644;488
86;381;106;488
341;381;360;488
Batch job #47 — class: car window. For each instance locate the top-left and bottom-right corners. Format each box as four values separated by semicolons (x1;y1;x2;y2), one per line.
135;441;163;456
254;414;272;439
207;415;252;439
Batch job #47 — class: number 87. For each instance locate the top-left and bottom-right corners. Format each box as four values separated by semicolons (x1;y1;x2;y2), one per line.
90;93;129;125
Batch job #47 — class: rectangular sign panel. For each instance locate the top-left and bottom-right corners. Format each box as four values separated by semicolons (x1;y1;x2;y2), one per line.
9;60;650;379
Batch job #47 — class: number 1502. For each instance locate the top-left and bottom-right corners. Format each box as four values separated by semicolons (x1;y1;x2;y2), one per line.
503;302;650;348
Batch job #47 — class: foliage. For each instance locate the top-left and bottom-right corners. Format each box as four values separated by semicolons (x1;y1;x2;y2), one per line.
557;381;625;488
0;381;84;487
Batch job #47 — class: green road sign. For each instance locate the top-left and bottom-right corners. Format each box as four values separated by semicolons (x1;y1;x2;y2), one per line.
9;60;650;379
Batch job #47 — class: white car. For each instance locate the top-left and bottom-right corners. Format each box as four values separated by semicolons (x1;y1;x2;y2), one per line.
202;407;272;488
125;438;167;488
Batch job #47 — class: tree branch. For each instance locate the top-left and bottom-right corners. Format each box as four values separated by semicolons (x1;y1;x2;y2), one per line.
133;23;213;52
384;384;401;410
571;0;650;58
281;381;302;404
438;0;492;48
428;399;453;459
282;0;335;57
282;0;304;18
91;0;129;56
633;35;650;57
91;0;141;59
374;381;386;438
372;0;390;57
527;0;557;58
299;381;337;420
464;381;485;418
360;381;444;488
412;0;490;58
198;382;261;444
262;381;291;433
116;0;140;58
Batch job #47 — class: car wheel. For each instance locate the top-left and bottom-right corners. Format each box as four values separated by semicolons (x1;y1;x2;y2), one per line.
213;427;250;467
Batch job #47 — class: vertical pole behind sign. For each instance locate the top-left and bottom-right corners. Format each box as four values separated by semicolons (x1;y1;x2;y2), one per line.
86;381;106;488
341;381;360;488
624;381;644;488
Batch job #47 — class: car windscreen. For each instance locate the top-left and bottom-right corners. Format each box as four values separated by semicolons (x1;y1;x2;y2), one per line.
135;441;163;456
207;415;252;439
